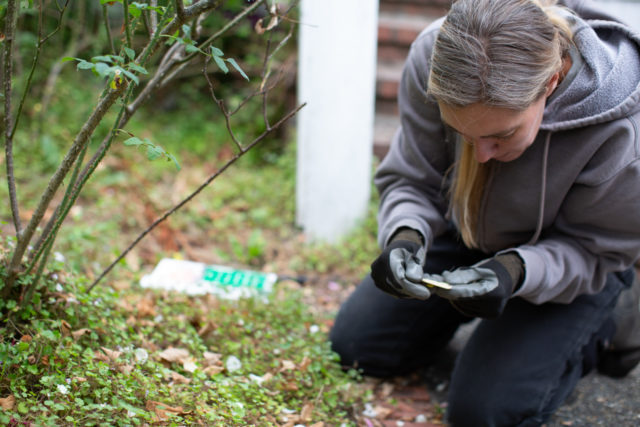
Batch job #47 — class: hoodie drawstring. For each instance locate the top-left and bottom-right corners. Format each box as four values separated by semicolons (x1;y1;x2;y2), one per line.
527;131;551;246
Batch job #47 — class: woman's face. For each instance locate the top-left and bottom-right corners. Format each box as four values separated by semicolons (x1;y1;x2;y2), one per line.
438;93;550;163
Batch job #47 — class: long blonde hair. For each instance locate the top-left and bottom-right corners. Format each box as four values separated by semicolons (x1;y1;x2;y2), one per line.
427;0;573;248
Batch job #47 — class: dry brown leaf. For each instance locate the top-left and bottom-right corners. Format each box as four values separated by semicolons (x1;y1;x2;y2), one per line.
20;334;32;343
198;321;217;337
282;381;298;391
0;395;15;410
101;347;122;361
203;351;222;367
182;357;198;373
136;297;156;317
372;404;393;419
299;356;312;372
118;364;134;375
167;370;191;384
158;347;190;364
203;365;224;377
72;328;91;340
280;360;296;371
146;400;188;421
93;350;109;363
60;320;71;337
301;403;314;422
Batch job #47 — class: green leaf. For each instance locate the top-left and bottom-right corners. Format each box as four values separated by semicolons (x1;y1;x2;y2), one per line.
167;153;181;171
128;63;148;74
123;137;143;147
146;145;164;161
185;44;202;54
101;0;122;3
213;56;229;73
227;58;249;81
61;56;78;62
94;62;111;77
181;24;191;39
128;4;142;18
76;60;94;70
92;55;114;63
210;46;224;57
119;68;140;85
124;47;135;60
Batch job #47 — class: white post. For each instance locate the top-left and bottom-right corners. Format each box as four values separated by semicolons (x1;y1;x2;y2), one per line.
296;0;379;242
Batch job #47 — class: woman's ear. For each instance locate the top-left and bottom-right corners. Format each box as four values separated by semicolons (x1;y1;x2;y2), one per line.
545;72;560;97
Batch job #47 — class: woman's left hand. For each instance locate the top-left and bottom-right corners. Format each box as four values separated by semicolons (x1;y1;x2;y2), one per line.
424;254;523;319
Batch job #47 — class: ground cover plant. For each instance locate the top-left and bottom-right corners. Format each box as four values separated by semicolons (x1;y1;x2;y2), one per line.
0;0;385;425
0;1;446;425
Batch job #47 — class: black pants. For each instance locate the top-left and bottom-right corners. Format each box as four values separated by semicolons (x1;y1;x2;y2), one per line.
329;231;631;426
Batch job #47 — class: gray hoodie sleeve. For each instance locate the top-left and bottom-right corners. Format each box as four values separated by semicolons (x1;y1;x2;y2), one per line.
374;24;454;249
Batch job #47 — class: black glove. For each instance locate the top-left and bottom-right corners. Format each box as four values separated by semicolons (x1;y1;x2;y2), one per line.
370;229;430;299
424;253;524;318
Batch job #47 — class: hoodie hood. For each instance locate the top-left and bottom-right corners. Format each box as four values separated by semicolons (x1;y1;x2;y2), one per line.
542;10;640;131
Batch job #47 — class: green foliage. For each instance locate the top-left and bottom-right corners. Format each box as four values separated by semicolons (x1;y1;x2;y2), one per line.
0;262;368;425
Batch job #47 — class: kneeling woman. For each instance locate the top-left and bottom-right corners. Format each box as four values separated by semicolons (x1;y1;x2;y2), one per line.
330;0;640;425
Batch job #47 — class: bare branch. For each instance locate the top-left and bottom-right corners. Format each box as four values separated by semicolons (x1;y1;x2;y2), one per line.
87;102;306;293
7;85;127;282
102;4;116;55
203;59;243;151
149;0;159;34
176;0;186;22
3;0;21;236
123;0;133;48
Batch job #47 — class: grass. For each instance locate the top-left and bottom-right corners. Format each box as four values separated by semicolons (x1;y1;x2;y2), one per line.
0;69;381;425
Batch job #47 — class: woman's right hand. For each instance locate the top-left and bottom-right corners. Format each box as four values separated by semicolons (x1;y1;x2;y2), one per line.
370;240;431;300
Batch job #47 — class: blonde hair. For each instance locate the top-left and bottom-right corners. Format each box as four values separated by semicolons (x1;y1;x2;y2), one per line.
427;0;573;247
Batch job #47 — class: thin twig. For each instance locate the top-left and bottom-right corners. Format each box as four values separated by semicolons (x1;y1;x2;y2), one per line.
87;102;306;293
203;59;243;151
3;0;21;237
102;4;116;55
12;0;71;141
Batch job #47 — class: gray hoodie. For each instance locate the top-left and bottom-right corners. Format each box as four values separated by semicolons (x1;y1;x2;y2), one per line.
375;0;640;304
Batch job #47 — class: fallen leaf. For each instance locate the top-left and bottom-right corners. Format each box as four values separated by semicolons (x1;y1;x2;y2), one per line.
72;329;91;340
20;335;32;343
280;360;296;371
182;357;198;373
136;297;156;317
203;351;222;367
167;370;191;384
146;400;189;421
100;347;122;361
301;403;314;422
60;320;71;337
198;321;217;337
158;347;190;364
299;356;312;371
0;395;15;410
203;365;224;377
118;364;134;375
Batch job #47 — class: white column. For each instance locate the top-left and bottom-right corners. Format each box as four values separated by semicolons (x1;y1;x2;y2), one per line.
296;0;379;242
